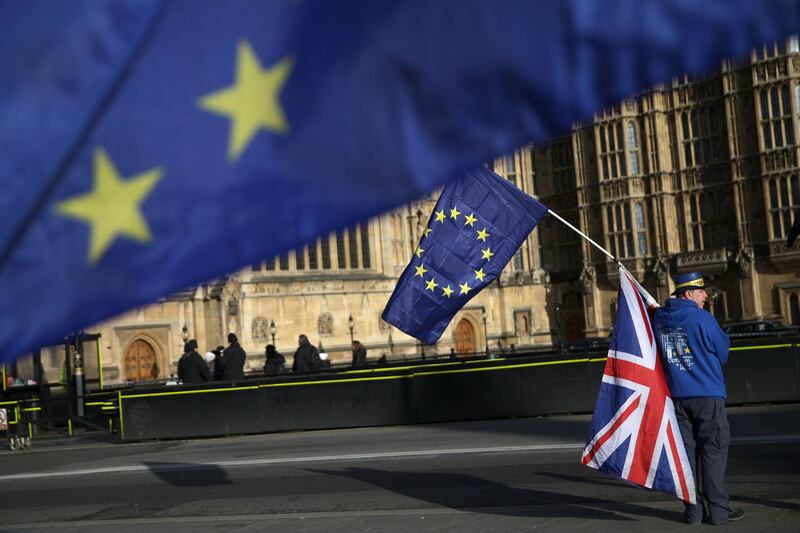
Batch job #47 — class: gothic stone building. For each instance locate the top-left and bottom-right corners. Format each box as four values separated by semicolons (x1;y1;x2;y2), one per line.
534;36;800;342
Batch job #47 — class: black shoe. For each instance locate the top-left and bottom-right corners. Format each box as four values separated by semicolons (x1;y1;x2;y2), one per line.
728;508;745;522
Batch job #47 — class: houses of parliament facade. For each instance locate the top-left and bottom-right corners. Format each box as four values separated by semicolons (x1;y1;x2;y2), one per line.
40;38;800;385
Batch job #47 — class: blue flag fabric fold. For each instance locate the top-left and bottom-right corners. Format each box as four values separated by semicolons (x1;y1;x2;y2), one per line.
1;0;800;361
382;168;548;344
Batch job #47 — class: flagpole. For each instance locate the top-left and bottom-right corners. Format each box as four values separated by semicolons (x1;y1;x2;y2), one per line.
546;209;621;266
545;208;657;304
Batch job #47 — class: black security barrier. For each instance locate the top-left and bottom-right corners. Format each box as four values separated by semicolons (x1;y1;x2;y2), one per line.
118;355;604;441
107;337;800;441
725;336;800;404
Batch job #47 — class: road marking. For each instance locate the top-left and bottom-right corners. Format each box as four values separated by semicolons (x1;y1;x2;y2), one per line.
1;434;798;482
0;443;582;480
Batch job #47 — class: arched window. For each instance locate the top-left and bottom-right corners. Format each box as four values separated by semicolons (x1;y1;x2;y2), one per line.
772;88;784;146
635;202;647;256
681;112;693;166
795;84;800;114
627;121;640;174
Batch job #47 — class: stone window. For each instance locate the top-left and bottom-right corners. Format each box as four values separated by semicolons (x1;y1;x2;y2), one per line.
686;190;731;249
627;121;640;175
767;175;800;239
680;106;724;167
606;203;635;258
598;122;626;180
759;85;795;150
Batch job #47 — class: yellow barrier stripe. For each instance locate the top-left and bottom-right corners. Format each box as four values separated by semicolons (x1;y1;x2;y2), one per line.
266;357;600;387
0;400;18;406
97;337;104;390
413;358;594;377
85;401;115;406
22;407;41;412
118;357;603;396
261;375;409;388
730;344;793;351
588;357;608;362
341;358;507;375
122;385;260;399
118;390;124;441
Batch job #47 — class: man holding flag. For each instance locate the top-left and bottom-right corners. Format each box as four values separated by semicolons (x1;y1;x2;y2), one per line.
652;272;742;525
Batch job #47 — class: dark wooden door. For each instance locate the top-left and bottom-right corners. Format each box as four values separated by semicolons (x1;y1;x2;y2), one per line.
454;319;476;354
124;339;157;381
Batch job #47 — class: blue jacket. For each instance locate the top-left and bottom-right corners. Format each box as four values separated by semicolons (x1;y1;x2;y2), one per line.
653;298;730;399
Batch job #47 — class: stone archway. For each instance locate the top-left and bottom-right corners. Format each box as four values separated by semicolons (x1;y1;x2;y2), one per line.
454;318;477;354
124;339;158;382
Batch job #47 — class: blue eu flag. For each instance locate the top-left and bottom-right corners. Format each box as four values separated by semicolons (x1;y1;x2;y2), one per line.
1;0;799;361
382;168;548;344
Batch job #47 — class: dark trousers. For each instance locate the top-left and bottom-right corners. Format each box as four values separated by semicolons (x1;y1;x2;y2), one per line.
674;397;731;525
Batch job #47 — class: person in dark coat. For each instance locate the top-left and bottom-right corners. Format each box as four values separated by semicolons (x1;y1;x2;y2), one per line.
292;334;322;373
219;333;246;381
212;345;225;381
351;340;367;368
177;339;210;384
263;344;286;376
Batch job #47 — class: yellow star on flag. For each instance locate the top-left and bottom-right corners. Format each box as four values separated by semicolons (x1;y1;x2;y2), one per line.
442;285;454;298
481;247;495;260
477;228;490;242
55;147;162;264
464;213;477;226
426;277;438;291
449;207;461;220
459;282;471;295
434;210;446;223
415;246;424;258
474;268;486;282
423;227;432;237
199;40;294;161
415;264;428;277
684;346;691;353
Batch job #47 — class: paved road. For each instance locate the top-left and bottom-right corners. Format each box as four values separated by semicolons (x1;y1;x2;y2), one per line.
0;404;798;532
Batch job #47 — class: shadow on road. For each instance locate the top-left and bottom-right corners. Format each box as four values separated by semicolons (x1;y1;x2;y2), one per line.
309;467;683;523
143;461;233;487
730;494;800;511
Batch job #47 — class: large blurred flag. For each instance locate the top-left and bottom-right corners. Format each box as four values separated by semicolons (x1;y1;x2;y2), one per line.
382;167;547;343
582;268;695;504
2;0;800;362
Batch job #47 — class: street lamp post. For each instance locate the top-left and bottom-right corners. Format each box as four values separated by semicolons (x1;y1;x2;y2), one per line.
269;319;276;345
348;314;355;344
481;309;489;356
388;332;394;355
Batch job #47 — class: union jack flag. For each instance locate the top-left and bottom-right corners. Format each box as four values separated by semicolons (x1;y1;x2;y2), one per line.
582;268;696;504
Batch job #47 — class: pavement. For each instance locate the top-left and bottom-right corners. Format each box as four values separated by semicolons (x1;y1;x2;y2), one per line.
0;404;798;532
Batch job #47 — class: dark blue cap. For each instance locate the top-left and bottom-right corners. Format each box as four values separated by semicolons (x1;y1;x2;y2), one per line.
672;271;705;295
